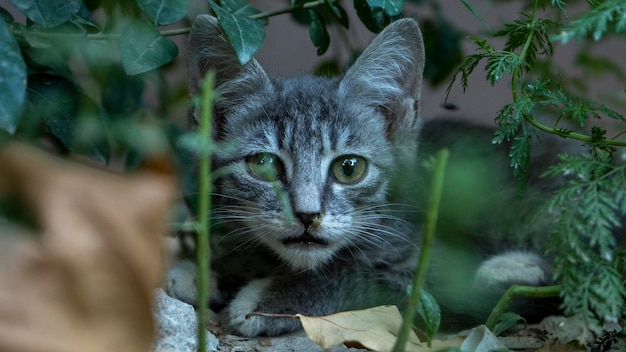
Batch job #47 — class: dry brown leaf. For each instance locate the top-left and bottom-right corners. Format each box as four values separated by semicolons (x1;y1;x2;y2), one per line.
0;142;175;352
297;305;463;352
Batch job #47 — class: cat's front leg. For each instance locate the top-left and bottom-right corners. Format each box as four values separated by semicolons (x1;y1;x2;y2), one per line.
226;273;344;337
164;260;222;306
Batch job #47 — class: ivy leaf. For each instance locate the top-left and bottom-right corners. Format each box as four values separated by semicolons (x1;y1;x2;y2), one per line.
208;0;265;65
366;0;405;17
119;19;178;75
27;74;108;162
421;18;463;86
309;10;330;55
0;17;27;134
137;0;190;26
27;74;78;149
9;0;82;28
326;0;349;29
354;0;391;33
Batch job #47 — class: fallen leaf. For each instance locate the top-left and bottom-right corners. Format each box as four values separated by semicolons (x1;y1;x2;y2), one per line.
297;305;464;352
0;142;175;352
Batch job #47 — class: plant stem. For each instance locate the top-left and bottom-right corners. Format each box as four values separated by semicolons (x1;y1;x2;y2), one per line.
196;71;216;352
251;0;334;20
485;285;561;330
511;0;538;104
392;148;449;352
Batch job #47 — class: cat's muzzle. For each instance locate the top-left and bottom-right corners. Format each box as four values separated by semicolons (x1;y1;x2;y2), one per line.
282;231;328;247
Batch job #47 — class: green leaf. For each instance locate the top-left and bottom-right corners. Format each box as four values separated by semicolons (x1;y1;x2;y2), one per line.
326;1;349;29
308;10;330;55
27;73;79;149
119;19;179;75
422;18;463;86
208;0;265;65
415;289;441;343
9;0;82;28
492;312;526;336
354;0;391;33
100;65;146;117
28;73;108;162
137;0;189;25
366;0;405;16
0;17;27;134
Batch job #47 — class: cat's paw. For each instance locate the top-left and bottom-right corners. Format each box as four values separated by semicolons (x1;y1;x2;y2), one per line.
227;278;273;337
164;260;216;305
475;251;551;289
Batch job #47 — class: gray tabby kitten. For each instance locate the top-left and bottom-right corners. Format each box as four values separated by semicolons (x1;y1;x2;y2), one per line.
166;15;556;337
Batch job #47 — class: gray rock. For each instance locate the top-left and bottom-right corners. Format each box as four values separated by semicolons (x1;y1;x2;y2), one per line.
153;288;219;352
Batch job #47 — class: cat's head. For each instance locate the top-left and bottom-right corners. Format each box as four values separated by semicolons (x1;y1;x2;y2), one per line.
188;15;425;271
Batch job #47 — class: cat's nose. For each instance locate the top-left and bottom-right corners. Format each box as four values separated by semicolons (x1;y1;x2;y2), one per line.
296;212;321;229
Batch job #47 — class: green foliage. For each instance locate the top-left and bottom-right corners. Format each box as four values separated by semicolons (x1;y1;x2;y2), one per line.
9;0;83;28
119;19;179;75
1;0;404;159
448;0;626;333
0;16;26;134
554;0;626;43
137;0;189;25
208;0;265;64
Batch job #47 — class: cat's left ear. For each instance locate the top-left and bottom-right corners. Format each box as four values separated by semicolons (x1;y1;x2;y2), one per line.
340;18;425;135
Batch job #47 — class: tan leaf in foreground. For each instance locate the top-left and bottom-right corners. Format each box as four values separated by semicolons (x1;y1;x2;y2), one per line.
297;305;463;352
0;143;175;352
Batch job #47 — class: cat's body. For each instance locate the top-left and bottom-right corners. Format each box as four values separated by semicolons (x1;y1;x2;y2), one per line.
166;15;564;337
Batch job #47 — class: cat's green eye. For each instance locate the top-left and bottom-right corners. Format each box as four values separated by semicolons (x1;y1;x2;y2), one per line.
246;153;283;181
331;155;367;184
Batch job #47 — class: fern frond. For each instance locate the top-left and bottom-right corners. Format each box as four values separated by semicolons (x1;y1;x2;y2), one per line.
554;0;626;43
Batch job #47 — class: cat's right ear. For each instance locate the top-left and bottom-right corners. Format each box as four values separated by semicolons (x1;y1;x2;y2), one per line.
187;15;272;127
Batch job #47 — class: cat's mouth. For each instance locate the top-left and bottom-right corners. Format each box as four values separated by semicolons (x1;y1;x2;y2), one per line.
282;232;328;247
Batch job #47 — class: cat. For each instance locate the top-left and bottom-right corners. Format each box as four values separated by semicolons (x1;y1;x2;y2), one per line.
165;14;564;337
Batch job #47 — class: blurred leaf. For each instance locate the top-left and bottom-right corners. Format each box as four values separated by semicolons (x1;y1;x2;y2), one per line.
208;0;265;65
0;17;27;134
21;43;73;79
422;18;463;86
8;0;82;28
326;0;349;29
314;59;341;77
0;142;175;352
354;0;390;33
27;73;79;148
100;65;145;117
309;10;330;55
137;0;190;25
0;7;14;23
366;0;404;16
119;19;178;75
